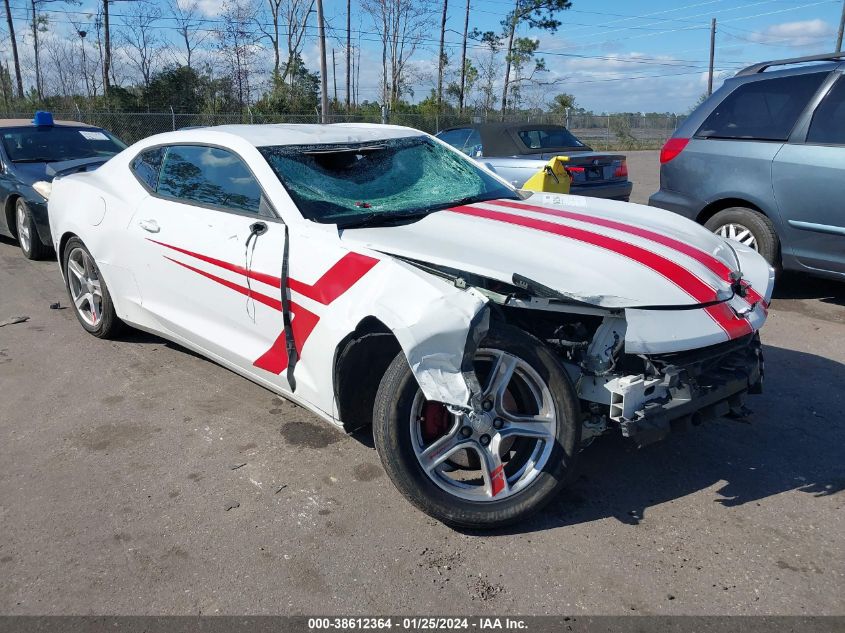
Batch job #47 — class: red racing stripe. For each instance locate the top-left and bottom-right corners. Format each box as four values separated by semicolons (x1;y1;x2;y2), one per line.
253;310;320;374
152;240;279;287
166;257;281;310
488;199;765;306
150;239;379;305
450;204;753;339
288;252;380;305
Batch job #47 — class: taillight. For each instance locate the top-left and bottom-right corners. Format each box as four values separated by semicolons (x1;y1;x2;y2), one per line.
660;137;689;164
613;160;628;179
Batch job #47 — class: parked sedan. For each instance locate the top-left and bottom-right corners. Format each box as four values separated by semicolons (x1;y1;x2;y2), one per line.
48;124;770;528
436;122;633;200
0;112;125;259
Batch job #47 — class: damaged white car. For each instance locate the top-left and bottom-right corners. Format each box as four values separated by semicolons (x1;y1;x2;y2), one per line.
47;124;772;528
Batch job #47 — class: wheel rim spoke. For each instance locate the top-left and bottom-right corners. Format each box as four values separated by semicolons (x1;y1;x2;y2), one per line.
67;260;85;283
418;426;473;474
483;351;517;404
499;414;555;441
475;436;509;498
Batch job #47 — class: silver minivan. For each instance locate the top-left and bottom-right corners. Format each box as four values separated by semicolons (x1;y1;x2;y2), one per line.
649;52;845;280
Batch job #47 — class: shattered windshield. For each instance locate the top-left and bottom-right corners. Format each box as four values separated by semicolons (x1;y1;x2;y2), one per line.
259;136;516;226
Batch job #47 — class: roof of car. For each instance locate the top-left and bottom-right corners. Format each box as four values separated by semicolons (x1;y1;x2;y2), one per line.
200;123;426;147
440;122;586;157
0;118;96;128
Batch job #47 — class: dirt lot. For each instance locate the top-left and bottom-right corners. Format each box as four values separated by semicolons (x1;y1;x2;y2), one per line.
1;151;843;615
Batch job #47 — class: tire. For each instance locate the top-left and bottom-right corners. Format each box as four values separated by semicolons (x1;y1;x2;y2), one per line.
704;207;779;267
373;323;581;529
62;237;123;338
15;198;48;260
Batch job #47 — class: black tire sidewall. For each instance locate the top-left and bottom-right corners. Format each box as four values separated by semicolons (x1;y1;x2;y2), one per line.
62;237;120;338
704;207;779;266
373;323;581;528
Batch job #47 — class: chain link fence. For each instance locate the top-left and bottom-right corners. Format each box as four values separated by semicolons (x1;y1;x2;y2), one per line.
3;109;685;150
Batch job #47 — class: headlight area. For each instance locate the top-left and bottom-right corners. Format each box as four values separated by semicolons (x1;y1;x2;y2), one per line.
500;299;764;448
32;180;52;200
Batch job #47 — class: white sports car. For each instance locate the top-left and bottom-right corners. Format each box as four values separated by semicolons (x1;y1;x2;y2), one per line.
47;124;772;528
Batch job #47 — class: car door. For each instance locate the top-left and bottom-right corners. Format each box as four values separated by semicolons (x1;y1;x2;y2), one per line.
772;73;845;273
126;143;292;383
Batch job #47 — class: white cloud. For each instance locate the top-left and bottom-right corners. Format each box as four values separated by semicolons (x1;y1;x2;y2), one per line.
745;19;834;47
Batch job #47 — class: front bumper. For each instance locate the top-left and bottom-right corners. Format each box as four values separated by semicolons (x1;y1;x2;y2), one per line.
570;180;633;201
599;333;763;446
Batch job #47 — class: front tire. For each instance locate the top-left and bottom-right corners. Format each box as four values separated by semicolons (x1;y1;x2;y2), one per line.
373;323;581;528
15;199;48;260
705;207;779;267
62;237;122;338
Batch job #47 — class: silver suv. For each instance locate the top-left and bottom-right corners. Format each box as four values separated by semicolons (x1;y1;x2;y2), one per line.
649;52;845;281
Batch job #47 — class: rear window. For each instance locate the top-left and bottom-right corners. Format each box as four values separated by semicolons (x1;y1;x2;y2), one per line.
1;126;125;163
696;72;827;141
806;76;845;146
517;128;585;150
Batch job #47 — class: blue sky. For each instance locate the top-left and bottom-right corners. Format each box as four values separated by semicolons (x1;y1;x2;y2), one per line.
3;0;844;112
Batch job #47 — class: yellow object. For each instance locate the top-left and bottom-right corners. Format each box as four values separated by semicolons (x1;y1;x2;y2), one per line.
523;155;571;194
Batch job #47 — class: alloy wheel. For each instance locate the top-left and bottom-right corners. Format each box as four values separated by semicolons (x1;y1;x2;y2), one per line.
715;222;758;251
66;247;104;327
16;201;31;255
410;349;557;502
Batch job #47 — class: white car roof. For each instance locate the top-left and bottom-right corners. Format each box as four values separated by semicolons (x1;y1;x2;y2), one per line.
198;123;426;147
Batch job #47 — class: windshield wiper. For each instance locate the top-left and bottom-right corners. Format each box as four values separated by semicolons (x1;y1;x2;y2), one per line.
12;157;61;163
336;209;437;230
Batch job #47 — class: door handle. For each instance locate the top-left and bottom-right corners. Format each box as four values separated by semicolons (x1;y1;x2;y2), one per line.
138;219;160;233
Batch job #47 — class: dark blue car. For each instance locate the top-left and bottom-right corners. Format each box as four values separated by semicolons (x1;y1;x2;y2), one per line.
0;112;125;259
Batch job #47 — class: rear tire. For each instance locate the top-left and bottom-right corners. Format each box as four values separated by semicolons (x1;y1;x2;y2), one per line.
372;323;581;529
62;237;123;339
705;207;779;267
15;199;48;260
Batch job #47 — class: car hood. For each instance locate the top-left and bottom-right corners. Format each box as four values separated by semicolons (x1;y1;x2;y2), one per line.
11;157;109;184
340;194;748;309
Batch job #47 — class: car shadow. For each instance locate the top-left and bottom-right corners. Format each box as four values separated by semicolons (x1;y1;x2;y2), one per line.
462;344;845;536
773;272;845;307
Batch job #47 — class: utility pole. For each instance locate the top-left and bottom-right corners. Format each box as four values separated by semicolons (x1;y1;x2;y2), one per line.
707;17;716;97
459;0;470;114
103;0;111;101
316;0;329;123
836;0;844;52
437;0;448;114
345;0;351;112
332;49;338;104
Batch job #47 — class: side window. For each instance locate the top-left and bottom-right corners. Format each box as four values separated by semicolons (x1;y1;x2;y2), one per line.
465;128;482;156
806;77;845;145
157;145;262;214
437;128;472;150
130;147;165;191
696;72;828;141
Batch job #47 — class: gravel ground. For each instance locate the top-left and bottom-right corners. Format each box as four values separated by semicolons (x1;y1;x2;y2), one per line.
0;151;842;615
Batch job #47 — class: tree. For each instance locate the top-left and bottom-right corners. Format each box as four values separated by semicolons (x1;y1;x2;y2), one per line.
360;0;435;111
120;1;164;89
260;0;313;84
345;0;350;111
255;53;319;113
3;0;24;98
166;0;206;70
500;0;571;116
549;92;575;113
217;0;258;110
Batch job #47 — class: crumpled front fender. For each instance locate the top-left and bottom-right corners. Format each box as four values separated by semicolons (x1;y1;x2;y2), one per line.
371;282;489;408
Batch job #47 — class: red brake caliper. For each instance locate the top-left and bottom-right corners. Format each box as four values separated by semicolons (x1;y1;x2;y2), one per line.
420;401;451;444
